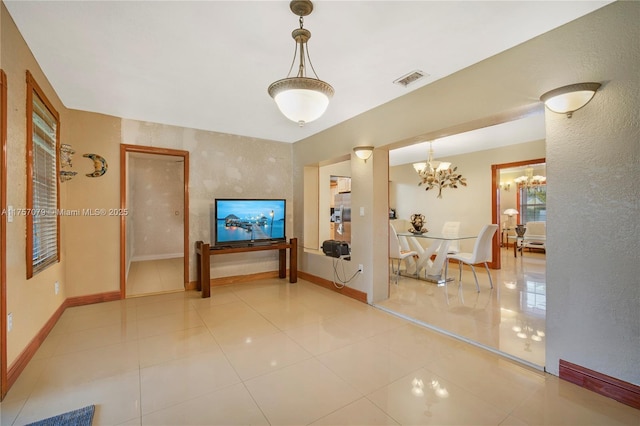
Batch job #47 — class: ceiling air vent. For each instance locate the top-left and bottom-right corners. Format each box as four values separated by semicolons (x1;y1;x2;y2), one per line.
393;70;428;87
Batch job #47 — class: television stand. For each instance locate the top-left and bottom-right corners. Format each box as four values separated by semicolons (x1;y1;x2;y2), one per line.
195;238;297;298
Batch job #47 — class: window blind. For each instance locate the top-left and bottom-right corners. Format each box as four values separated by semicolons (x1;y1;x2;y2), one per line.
30;91;58;275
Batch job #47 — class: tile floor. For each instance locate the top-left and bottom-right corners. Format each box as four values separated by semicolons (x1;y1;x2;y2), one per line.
127;258;185;297
1;278;638;425
377;246;547;368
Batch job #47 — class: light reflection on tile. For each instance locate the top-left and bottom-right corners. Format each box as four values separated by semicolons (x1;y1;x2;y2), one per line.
377;247;547;367
4;277;637;426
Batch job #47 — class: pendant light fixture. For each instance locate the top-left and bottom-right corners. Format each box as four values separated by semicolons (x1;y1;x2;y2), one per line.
268;0;334;127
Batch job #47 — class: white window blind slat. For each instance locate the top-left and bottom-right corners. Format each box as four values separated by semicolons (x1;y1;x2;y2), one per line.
30;90;58;275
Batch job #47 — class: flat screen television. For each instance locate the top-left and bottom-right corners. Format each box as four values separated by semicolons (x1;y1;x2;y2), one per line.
212;198;286;246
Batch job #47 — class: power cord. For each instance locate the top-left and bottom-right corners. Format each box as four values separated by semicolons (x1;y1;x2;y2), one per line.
331;257;361;289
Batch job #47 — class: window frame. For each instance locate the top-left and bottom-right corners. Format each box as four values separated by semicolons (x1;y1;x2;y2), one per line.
518;184;547;223
26;71;60;278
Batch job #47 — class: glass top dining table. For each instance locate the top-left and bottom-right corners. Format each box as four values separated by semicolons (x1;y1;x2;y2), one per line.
397;232;477;241
396;232;477;284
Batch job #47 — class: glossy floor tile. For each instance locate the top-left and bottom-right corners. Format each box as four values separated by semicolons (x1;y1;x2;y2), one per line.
377;246;547;367
127;257;184;297
1;278;637;425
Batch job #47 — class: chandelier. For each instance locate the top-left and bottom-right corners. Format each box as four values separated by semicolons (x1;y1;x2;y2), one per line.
415;142;466;199
268;0;334;127
514;167;546;190
412;142;451;175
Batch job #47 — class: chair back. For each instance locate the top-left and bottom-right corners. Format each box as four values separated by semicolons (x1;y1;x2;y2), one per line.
442;221;460;253
389;223;402;258
468;224;499;263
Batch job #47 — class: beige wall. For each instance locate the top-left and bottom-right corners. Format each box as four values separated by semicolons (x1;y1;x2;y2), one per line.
2;4;68;364
64;110;121;297
129;156;184;260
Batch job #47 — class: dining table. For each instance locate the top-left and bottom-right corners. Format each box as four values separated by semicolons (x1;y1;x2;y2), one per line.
397;231;477;284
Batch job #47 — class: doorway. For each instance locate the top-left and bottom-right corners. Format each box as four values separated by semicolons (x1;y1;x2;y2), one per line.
491;158;546;268
381;116;548;368
119;145;189;298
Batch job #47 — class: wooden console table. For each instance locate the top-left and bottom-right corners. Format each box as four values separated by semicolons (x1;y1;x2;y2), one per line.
195;238;297;298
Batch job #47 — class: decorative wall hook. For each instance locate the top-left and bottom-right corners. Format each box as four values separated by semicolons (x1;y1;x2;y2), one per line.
59;143;77;182
60;171;78;182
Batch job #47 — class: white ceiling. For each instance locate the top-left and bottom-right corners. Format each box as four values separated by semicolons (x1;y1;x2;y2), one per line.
5;0;610;151
388;112;546;167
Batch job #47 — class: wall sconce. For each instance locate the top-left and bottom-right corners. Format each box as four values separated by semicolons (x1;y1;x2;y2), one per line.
500;182;511;191
353;146;374;162
540;82;601;118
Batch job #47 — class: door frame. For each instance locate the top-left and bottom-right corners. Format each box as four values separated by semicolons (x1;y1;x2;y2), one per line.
1;70;8;400
119;144;190;298
491;157;546;269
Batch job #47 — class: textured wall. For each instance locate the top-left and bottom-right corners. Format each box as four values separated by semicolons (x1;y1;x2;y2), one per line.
121;120;293;281
129;156;184;260
544;3;640;383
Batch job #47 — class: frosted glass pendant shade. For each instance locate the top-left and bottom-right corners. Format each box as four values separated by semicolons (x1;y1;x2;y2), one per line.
269;77;333;126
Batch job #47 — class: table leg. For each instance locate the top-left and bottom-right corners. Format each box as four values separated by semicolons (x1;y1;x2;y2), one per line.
279;248;286;279
200;242;211;298
289;237;297;283
429;240;452;284
196;241;202;291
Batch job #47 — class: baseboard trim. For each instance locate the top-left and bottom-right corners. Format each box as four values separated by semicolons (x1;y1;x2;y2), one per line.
6;301;66;391
298;271;368;303
131;253;183;262
559;359;640;410
6;291;122;396
209;270;282;287
65;291;121;308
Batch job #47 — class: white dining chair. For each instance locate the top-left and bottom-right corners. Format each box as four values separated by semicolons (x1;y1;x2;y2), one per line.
441;221;461;254
444;224;498;292
389;223;417;282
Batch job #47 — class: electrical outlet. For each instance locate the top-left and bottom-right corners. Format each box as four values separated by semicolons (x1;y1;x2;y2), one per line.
54;281;59;295
7;313;13;332
358;264;364;273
